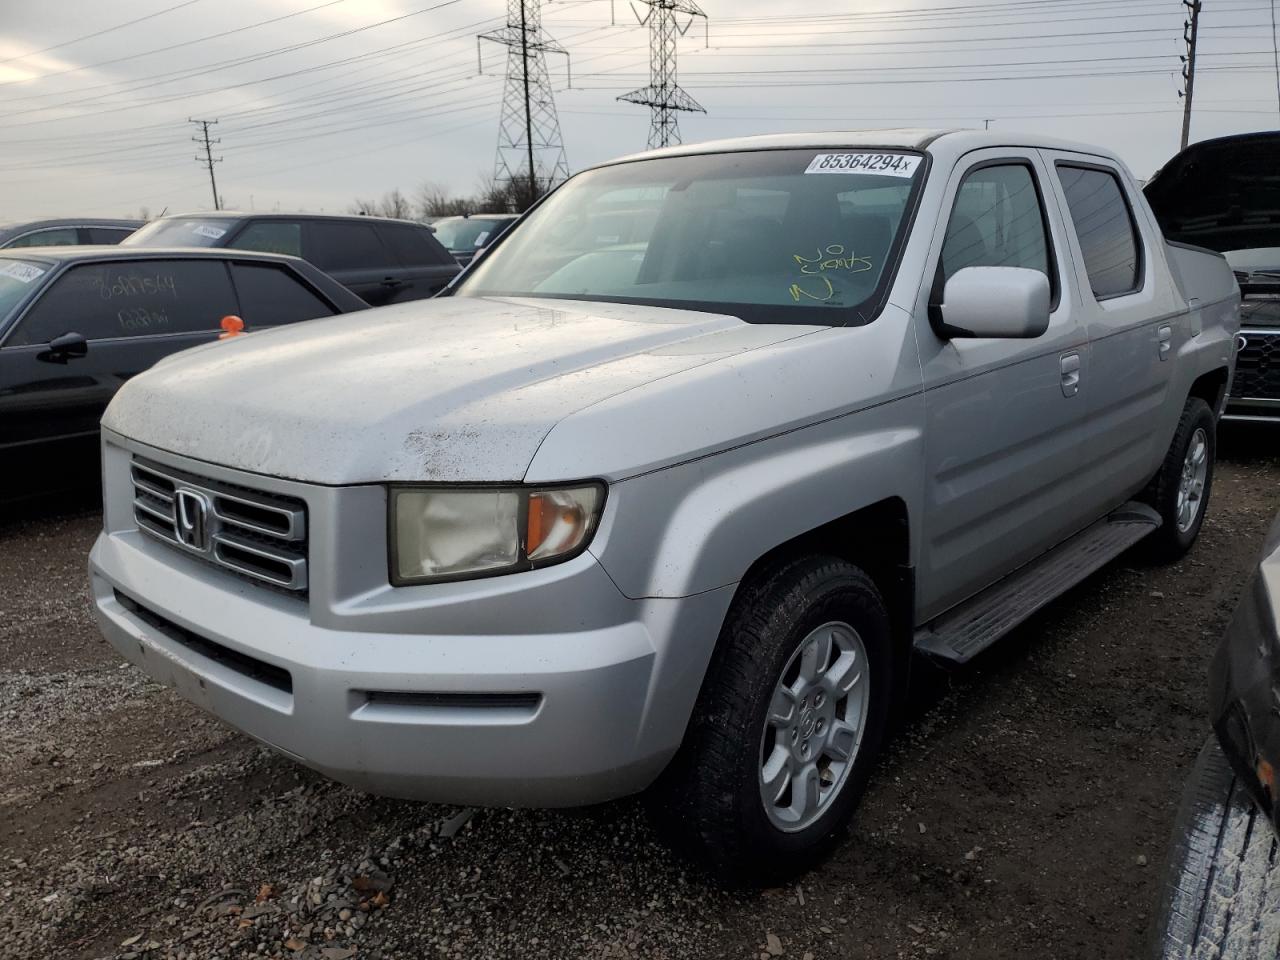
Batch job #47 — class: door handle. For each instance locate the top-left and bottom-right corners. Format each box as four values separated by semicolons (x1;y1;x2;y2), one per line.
380;277;404;288
1158;325;1173;361
1060;352;1081;398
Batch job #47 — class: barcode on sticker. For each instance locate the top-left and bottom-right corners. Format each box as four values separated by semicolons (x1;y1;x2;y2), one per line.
805;153;921;178
0;262;46;283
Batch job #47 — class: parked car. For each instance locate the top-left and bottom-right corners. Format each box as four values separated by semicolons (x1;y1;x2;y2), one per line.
1211;512;1280;838
1146;131;1279;423
89;130;1238;883
1150;515;1280;958
122;212;459;305
0;246;366;460
430;213;519;265
0;218;142;249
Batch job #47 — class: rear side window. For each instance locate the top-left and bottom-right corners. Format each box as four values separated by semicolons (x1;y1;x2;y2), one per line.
1057;164;1142;299
230;262;336;327
940;163;1051;285
232;221;303;257
7;227;79;248
380;224;450;266
8;259;237;345
84;227;135;244
305;221;389;271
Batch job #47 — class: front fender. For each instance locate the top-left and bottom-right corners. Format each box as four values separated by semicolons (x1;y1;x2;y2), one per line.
590;394;925;600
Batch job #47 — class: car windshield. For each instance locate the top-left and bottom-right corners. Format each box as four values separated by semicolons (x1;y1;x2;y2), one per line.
122;217;236;247
0;258;49;323
454;148;925;325
433;217;510;252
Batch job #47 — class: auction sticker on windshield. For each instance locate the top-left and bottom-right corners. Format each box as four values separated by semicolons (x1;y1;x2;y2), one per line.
805;153;921;177
0;262;46;283
192;224;227;240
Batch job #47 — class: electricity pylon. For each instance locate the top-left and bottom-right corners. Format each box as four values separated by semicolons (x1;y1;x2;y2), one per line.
618;0;708;150
479;0;570;203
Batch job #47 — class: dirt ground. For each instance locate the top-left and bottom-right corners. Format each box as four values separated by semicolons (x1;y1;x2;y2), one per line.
2;429;1278;960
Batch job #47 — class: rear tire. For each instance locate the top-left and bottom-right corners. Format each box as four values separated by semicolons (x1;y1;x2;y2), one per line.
651;556;894;886
1141;397;1216;562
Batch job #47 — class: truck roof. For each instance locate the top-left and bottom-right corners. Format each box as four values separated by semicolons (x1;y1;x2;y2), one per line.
602;128;1127;169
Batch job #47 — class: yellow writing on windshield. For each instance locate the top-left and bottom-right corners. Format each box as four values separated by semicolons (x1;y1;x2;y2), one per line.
788;275;835;303
793;244;873;276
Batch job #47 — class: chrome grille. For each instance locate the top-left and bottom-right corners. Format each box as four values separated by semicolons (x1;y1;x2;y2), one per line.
130;458;309;593
1232;329;1280;402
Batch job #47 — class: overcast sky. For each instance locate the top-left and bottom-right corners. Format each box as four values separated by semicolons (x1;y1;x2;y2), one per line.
1;0;1277;221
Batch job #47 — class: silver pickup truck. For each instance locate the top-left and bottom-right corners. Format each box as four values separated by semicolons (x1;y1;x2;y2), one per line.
89;130;1238;882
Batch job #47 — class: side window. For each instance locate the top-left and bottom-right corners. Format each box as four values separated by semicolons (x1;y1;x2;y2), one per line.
231;220;303;257
940;163;1051;286
304;221;389;271
230;263;337;327
84;227;135;244
7;227;79;248
1057;164;1142;299
8;260;237;346
380;224;451;266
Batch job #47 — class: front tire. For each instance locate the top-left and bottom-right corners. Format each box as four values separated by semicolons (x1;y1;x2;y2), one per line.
653;556;894;885
1142;397;1216;562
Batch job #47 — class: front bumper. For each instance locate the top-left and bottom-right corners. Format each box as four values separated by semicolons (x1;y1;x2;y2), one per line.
1209;513;1280;838
90;432;734;807
1223;326;1280;422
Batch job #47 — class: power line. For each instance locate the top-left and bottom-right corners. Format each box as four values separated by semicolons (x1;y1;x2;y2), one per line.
618;0;708;149
190;118;221;210
0;0;206;66
1272;0;1280;115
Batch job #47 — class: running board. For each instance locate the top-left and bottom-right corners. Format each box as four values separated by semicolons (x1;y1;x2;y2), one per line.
914;502;1161;665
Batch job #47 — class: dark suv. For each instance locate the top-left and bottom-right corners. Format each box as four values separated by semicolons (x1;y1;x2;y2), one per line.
0;218;142;249
124;213;459;305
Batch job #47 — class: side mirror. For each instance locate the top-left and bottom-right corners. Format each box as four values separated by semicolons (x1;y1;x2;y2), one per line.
38;331;88;364
934;266;1051;339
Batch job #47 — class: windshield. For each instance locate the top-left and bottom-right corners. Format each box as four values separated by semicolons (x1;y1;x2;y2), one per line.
433;217;510;252
454;149;925;325
0;258;49;324
122;217;235;247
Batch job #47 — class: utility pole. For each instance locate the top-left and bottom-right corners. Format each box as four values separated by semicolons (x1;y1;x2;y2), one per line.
479;0;570;209
618;0;709;150
189;118;222;210
1179;0;1201;150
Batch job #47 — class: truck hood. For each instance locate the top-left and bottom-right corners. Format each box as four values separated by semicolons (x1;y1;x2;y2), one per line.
103;296;817;484
1145;132;1280;254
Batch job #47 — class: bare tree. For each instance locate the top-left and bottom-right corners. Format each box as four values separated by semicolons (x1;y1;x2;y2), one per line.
417;181;473;219
349;189;416;219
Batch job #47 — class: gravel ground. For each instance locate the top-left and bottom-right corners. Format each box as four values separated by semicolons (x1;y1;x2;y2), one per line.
2;430;1279;960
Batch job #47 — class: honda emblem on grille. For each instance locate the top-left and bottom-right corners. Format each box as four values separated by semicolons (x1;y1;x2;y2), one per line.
175;489;212;552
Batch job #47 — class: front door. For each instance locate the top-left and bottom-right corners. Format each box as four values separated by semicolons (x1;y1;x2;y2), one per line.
915;149;1092;621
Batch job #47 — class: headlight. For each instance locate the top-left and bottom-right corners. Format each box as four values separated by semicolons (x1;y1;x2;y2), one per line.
390;483;605;584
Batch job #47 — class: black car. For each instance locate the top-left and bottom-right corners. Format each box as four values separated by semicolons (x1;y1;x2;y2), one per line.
123;212;458;305
0;218;142;249
0;246;366;461
1146;131;1280;423
430;213;519;266
1210;512;1280;838
1150;516;1280;959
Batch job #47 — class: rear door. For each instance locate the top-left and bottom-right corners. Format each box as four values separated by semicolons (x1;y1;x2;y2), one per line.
0;258;237;448
302;220;398;305
916;150;1092;620
227;260;341;328
1041;153;1185;518
377;223;459;301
